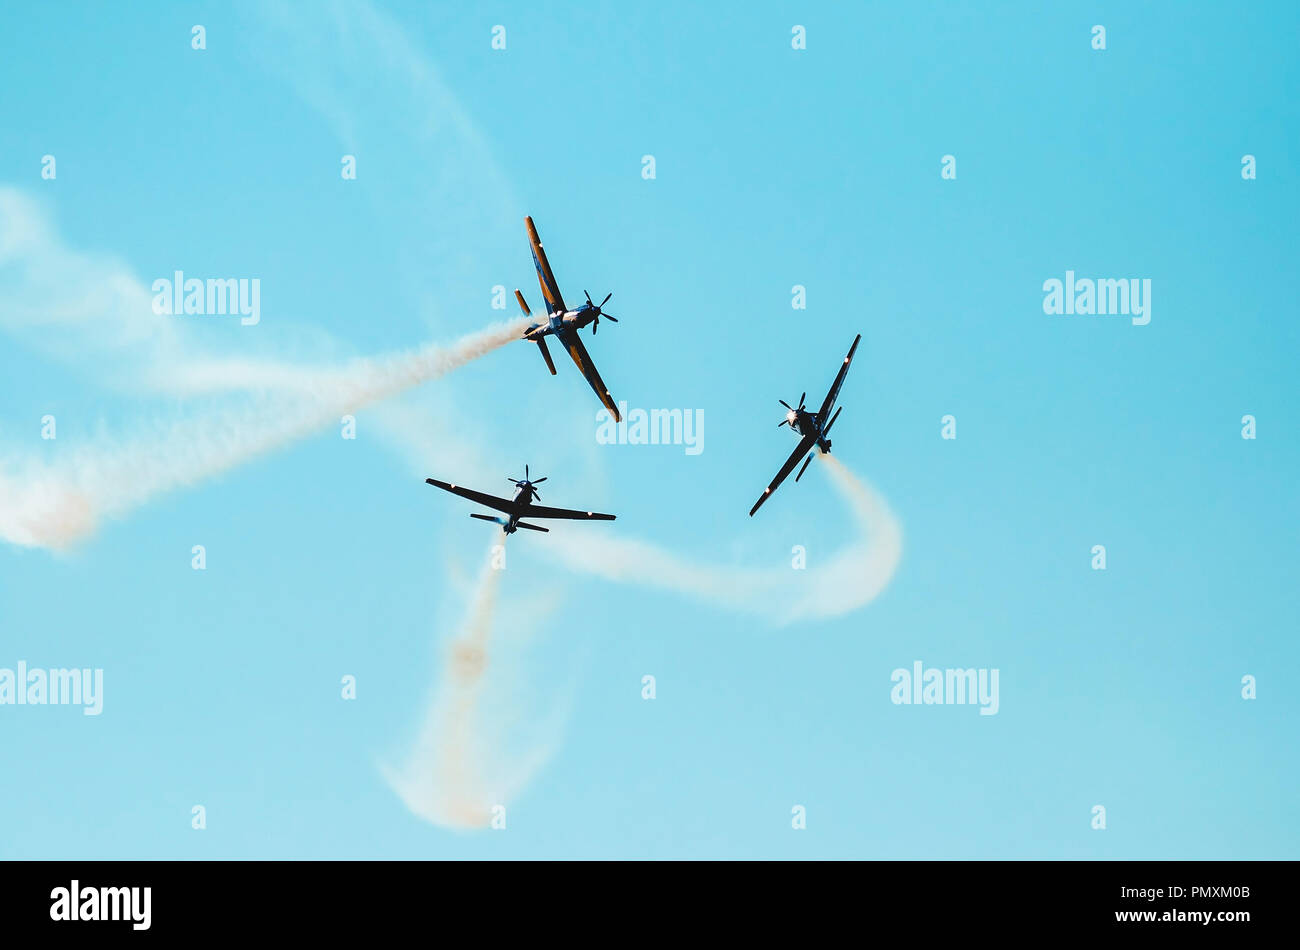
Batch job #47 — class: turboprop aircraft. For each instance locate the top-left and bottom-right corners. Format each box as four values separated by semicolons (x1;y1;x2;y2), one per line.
425;465;616;535
513;215;623;421
749;333;861;517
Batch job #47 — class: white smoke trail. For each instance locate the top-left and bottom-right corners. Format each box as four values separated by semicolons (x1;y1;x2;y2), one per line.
385;546;504;830
380;453;901;832
0;317;529;550
546;453;901;626
382;539;569;831
373;407;904;626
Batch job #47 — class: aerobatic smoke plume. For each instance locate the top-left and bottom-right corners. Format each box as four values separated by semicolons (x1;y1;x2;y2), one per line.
385;548;503;829
379;454;902;832
383;541;568;831
547;453;901;625
0;317;529;551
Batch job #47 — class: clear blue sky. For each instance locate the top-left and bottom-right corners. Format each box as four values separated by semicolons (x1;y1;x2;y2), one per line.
1;1;1296;858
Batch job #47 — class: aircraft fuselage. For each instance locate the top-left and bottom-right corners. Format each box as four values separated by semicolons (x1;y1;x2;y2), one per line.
788;408;833;454
497;484;539;533
526;303;600;339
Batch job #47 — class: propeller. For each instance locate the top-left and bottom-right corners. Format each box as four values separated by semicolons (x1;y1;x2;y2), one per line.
508;464;547;499
777;393;807;427
584;290;618;334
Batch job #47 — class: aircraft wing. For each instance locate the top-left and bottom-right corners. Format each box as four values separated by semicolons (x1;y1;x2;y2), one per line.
518;504;615;522
425;478;520;515
525;216;566;315
749;431;818;517
817;333;862;421
557;325;621;422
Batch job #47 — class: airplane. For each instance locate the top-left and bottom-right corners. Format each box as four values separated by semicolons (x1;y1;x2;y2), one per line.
513;215;624;421
748;333;862;517
425;465;616;535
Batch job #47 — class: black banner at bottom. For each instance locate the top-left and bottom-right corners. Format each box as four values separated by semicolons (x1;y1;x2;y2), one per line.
0;859;1283;937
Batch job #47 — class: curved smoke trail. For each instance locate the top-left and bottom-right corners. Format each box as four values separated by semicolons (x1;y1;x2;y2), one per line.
384;455;902;831
546;453;902;625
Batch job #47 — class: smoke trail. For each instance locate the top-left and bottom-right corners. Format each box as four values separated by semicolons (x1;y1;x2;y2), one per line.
383;539;567;831
0;317;529;551
384;544;504;830
546;453;902;625
373;404;904;626
380;454;902;833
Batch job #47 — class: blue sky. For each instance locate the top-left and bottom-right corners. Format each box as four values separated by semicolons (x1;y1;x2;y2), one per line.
1;0;1297;858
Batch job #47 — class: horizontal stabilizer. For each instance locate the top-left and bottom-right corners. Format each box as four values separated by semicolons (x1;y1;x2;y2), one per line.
470;513;505;525
514;521;550;533
536;337;557;375
514;288;531;317
795;454;814;482
824;405;843;435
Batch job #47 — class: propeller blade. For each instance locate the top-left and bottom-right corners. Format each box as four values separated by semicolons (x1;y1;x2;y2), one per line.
779;399;794;410
778;419;788;427
533;477;547;483
603;314;618;322
600;292;612;307
584;290;593;305
525;464;530;480
799;392;806;409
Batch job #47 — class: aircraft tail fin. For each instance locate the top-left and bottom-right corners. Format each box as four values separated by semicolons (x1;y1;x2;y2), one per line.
536;337;557;375
514;521;549;533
